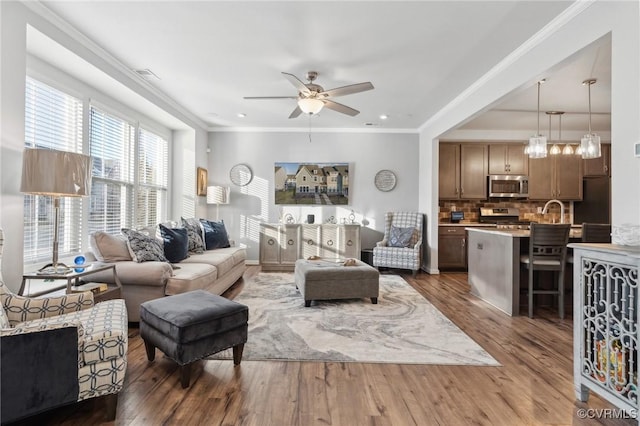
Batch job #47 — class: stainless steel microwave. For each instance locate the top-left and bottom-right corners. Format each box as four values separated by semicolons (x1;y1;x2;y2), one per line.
488;175;528;198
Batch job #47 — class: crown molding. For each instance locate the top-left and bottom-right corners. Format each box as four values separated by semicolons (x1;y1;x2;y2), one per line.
418;0;596;134
207;126;418;134
23;1;209;130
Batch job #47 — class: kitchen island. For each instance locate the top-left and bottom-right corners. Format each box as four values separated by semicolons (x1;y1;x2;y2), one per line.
466;227;581;316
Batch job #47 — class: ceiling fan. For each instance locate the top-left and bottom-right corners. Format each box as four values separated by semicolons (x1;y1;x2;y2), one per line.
244;71;374;118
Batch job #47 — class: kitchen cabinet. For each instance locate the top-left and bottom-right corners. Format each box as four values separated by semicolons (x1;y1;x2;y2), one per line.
489;143;528;175
260;224;360;271
439;143;488;200
528;154;582;200
583;143;611;177
438;226;467;270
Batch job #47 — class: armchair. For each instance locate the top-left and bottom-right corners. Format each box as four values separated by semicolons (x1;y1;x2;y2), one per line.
0;229;128;423
373;212;423;277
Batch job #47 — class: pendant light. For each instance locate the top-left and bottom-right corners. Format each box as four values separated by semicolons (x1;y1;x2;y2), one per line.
547;111;562;155
528;80;547;158
580;78;602;159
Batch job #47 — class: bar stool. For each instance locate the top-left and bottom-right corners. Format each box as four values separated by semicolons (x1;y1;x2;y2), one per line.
567;223;611;264
520;223;571;319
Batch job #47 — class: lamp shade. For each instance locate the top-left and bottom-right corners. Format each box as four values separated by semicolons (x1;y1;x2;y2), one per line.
581;133;602;159
206;186;230;205
298;98;324;115
20;148;92;196
527;135;547;158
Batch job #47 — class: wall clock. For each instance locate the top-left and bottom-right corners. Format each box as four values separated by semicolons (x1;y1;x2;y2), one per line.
374;169;397;192
229;163;253;186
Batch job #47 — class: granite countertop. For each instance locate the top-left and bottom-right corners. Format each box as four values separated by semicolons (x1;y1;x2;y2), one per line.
438;223;497;227
467;227;582;239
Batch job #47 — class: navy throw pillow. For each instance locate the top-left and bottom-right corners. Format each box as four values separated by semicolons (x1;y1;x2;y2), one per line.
159;224;189;263
200;219;231;249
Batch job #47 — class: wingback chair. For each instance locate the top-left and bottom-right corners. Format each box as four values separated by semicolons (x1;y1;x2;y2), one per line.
373;212;423;277
0;229;128;423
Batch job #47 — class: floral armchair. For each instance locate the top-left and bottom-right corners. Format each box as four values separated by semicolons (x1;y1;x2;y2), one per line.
0;229;128;423
373;212;423;277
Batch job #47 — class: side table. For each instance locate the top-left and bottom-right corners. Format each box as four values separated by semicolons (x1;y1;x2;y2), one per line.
21;263;122;303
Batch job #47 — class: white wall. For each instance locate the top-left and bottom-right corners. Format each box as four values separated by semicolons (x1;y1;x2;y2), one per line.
419;1;640;273
207;131;420;262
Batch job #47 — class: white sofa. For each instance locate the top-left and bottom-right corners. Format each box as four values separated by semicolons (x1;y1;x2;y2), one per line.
85;227;247;322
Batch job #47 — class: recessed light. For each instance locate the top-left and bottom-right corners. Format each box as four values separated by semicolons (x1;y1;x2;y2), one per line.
237;113;246;118
379;114;388;120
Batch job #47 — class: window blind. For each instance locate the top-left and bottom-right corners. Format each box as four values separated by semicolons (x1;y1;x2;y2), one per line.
136;128;168;228
23;77;84;264
89;107;169;233
88;107;135;235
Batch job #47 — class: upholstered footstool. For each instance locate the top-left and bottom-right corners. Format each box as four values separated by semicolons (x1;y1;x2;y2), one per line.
294;259;380;307
139;290;248;388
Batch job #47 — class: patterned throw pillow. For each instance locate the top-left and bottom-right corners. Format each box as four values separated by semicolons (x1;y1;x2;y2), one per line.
121;228;168;263
181;218;205;254
389;225;415;248
159;224;189;263
199;219;231;250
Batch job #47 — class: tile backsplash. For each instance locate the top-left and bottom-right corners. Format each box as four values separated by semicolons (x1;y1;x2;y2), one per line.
439;200;570;224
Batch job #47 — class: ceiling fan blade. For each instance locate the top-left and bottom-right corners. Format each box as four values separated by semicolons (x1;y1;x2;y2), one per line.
288;106;303;119
319;82;374;98
243;96;298;99
322;100;360;116
282;72;311;95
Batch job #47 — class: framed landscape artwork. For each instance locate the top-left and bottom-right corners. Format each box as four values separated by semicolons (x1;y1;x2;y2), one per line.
274;162;350;205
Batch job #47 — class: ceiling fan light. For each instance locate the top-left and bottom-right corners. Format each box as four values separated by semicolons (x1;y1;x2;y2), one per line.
549;144;561;155
581;133;602;159
298;98;324;115
528;135;547;158
562;144;574;155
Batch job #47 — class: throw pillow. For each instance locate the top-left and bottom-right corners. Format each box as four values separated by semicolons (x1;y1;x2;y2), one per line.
181;217;205;254
90;231;132;262
199;219;231;249
121;228;168;263
389;225;415;248
159;224;189;263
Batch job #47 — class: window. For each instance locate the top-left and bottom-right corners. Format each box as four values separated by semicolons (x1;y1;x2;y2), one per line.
24;77;171;265
88;107;135;234
89;106;169;234
23;77;84;264
136;128;168;227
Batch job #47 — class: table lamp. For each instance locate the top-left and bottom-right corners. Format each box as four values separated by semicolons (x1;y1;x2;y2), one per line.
206;186;230;221
20;148;92;274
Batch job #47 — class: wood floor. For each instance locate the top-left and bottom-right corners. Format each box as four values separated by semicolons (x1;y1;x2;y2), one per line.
15;267;634;426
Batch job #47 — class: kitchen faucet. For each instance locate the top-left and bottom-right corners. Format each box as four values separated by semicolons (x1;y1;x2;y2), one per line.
542;199;565;224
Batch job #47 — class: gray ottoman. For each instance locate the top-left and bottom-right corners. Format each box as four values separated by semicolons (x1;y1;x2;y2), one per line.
294;259;380;307
139;290;248;388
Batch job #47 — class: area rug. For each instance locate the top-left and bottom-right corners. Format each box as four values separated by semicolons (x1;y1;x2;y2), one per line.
210;273;499;365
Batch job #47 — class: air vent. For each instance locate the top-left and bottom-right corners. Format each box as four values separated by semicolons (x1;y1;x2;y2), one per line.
134;69;160;81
